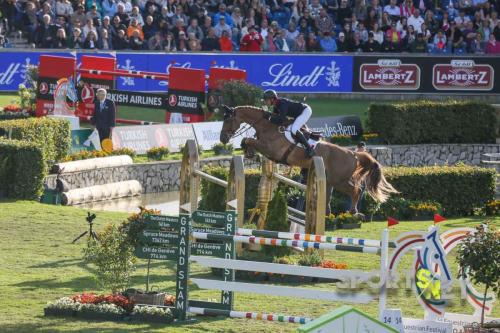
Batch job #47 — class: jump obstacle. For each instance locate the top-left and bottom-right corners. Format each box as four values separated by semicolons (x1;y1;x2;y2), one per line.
135;208;390;324
133;141;391;324
254;157;327;236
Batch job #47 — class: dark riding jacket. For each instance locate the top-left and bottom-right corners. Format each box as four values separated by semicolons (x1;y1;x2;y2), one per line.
269;98;307;125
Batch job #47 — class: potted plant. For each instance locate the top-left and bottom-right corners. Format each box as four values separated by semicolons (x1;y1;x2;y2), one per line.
212;143;234;155
77;302;126;321
44;297;79;317
325;214;338;231
456;224;500;331
131;305;174;323
335;212;362;229
408;201;442;221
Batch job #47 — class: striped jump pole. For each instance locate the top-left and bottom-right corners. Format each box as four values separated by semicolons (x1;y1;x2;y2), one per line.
192;232;381;254
188;307;312;324
77;68;170;80
236;228;396;248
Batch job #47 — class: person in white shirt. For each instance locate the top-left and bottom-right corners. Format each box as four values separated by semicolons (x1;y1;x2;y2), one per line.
408;9;425;32
383;0;400;18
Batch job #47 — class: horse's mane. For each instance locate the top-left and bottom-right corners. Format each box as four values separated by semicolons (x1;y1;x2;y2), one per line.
233;105;265;114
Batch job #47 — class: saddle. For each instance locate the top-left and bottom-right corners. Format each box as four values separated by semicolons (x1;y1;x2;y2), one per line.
281;120;322;141
300;125;322;141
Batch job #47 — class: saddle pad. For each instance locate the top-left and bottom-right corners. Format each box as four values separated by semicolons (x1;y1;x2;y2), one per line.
284;125;319;149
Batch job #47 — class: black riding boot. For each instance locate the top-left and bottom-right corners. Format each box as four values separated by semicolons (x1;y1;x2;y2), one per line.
295;131;315;158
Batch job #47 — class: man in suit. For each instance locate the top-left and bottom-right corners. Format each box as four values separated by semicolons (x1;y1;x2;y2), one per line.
91;88;116;143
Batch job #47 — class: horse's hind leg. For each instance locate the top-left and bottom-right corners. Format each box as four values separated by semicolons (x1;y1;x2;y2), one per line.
325;183;333;216
335;181;362;217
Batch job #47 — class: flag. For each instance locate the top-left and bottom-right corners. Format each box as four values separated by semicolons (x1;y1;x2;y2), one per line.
388;217;399;227
434;214;446;224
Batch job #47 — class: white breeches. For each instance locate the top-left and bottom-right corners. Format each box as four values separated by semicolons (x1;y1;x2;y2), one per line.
291;105;312;134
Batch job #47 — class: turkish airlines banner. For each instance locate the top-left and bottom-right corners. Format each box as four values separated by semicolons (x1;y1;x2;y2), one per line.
353;55;499;93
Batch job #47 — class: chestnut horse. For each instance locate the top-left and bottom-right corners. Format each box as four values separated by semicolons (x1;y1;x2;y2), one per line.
220;106;397;214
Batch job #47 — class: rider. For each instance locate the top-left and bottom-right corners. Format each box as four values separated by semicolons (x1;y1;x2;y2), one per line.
262;89;315;158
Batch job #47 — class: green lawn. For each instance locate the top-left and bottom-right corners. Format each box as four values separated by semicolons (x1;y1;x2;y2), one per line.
0;200;498;332
0;92;374;124
117;98;373;124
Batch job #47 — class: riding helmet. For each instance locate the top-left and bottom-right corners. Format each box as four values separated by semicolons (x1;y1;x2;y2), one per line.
263;89;278;100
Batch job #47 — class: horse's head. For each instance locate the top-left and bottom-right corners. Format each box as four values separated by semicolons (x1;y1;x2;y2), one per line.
220;105;242;144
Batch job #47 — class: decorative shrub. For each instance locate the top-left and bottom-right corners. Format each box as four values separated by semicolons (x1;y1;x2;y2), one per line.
298;251;323;267
456;224;500;326
263;186;292;257
0;117;71;162
334;212;363;228
330;134;353;146
378;198;441;220
218;80;263;108
212;143;234;155
112;147;136;158
367;100;497;144
0;138;46;199
83;224;137;293
384;166;495;216
131;305;174;322
120;207;160;248
485;200;500;216
198;165;261;218
62;149;109;161
146;146;169;161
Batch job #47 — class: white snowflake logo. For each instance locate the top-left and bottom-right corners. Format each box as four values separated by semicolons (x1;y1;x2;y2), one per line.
325;61;341;87
117;59;135;86
20;57;32;83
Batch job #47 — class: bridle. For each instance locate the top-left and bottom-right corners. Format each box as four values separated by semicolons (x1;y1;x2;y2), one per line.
224;107;265;140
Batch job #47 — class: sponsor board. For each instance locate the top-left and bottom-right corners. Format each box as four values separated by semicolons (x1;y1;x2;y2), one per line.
307;116;363;138
359;59;420;90
112;123;196;154
432;60;494;91
434;313;499;333
107;89;167;109
352;55;499;93
402;318;452;333
166;89;205;114
192;121;255;150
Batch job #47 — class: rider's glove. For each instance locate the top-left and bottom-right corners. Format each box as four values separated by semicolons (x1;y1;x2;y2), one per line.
263;111;272;120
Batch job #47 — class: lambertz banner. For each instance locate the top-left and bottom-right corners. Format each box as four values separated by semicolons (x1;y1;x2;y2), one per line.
353;55;499;93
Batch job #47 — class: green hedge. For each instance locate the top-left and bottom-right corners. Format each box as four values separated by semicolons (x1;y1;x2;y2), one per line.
199;165;261;217
0;117;71;162
366;100;497;144
200;164;496;219
0;138;47;199
384;166;496;216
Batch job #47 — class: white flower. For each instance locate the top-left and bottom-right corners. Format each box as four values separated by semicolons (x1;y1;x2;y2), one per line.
132;305;173;317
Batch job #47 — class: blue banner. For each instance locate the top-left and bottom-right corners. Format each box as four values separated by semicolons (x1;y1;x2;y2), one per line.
0;51;353;93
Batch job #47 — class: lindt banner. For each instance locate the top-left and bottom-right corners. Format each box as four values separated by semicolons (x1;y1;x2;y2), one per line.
353;55;499;93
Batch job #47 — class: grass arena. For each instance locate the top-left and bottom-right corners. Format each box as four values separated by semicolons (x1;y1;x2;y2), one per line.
0;59;500;332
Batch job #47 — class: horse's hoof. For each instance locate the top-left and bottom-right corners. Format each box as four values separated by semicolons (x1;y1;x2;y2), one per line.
353;212;365;221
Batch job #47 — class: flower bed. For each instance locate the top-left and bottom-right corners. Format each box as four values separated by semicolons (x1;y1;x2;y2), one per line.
44;293;174;324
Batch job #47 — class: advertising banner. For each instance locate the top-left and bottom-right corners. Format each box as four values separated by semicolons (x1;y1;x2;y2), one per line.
353;55;499;93
111;123;196;154
192;121;255;150
307;116;363;139
2;51;499;95
106;89;167;109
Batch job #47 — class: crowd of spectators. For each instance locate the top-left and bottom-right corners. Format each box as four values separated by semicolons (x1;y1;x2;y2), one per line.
1;0;499;53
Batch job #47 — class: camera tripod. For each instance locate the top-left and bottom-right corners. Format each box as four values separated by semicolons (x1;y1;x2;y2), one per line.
72;212;99;243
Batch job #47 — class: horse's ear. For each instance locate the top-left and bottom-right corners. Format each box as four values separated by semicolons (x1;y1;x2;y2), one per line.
222;105;234;120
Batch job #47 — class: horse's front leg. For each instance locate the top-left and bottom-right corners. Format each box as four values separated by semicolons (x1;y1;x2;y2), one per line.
241;138;260;158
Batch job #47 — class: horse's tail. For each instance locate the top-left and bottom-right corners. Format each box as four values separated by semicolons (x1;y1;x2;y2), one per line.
356;152;398;203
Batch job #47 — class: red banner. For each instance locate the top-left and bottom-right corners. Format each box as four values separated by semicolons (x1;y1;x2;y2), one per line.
35;55;76;116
